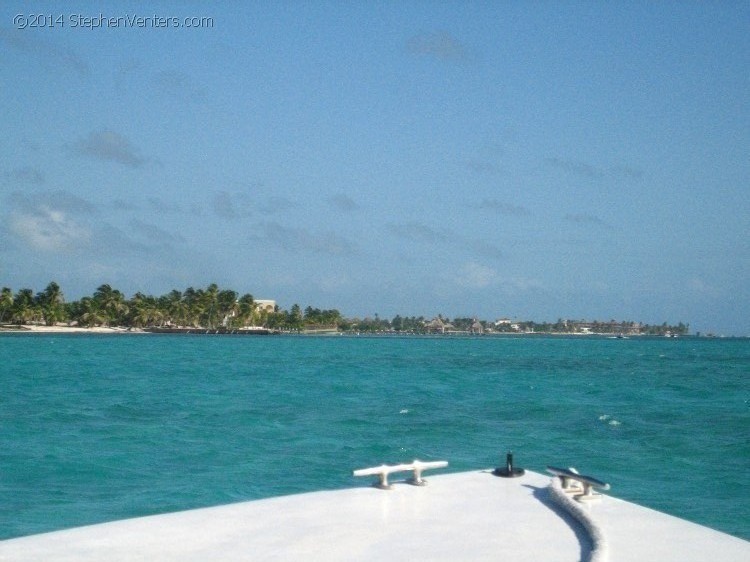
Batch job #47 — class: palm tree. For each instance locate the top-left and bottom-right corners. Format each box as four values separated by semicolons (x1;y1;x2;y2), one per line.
0;287;13;323
288;304;303;330
12;288;38;324
235;293;256;327
163;290;186;326
93;284;128;326
199;283;220;328
36;281;65;326
128;292;165;327
217;289;238;327
75;297;106;327
182;287;202;327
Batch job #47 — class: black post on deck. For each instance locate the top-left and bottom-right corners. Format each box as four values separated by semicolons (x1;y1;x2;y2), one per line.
493;450;526;478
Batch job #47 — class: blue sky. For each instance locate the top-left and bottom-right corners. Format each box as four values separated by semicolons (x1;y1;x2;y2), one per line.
1;1;748;334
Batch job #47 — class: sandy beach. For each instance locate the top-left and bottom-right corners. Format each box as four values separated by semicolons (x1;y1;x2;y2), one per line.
0;325;143;334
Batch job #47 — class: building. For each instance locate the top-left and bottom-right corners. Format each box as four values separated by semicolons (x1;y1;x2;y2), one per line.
469;320;484;334
255;300;276;313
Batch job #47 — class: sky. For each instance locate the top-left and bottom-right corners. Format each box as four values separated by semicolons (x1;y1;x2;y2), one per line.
1;1;748;335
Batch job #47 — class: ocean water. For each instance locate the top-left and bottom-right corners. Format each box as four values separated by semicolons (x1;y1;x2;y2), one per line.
0;334;748;541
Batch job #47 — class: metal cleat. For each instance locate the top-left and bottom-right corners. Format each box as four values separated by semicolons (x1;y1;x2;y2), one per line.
559;467;584;494
353;460;449;490
407;459;448;486
547;466;610;502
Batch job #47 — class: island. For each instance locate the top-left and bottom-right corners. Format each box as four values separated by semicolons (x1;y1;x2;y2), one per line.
0;281;690;336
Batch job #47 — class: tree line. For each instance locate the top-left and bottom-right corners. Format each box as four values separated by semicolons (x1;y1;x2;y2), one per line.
0;282;352;331
0;281;690;335
1;282;261;329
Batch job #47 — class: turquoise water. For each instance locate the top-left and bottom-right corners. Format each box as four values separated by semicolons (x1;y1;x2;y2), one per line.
1;334;748;540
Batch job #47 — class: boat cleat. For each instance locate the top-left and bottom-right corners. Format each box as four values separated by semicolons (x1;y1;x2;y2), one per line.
353;460;449;490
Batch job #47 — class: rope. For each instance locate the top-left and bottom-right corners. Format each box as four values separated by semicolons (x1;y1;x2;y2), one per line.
548;476;609;562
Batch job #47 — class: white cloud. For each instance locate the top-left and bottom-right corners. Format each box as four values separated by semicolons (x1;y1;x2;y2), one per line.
9;207;90;252
443;262;543;295
4;190;186;258
454;262;499;289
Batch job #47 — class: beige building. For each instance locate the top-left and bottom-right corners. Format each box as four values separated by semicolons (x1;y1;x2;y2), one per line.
255;300;276;313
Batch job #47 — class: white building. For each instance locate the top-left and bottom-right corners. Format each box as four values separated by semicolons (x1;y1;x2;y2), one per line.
255;300;276;313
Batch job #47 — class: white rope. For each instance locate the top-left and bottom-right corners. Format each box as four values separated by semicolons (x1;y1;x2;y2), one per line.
548;476;609;562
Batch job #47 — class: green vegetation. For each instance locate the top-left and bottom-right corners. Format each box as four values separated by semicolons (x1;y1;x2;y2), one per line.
0;281;690;336
1;282;262;330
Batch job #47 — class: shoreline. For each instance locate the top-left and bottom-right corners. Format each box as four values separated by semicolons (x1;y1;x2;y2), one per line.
0;325;734;338
0;324;143;334
0;325;276;335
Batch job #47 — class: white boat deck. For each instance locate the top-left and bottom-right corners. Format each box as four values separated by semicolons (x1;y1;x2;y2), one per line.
1;469;747;561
